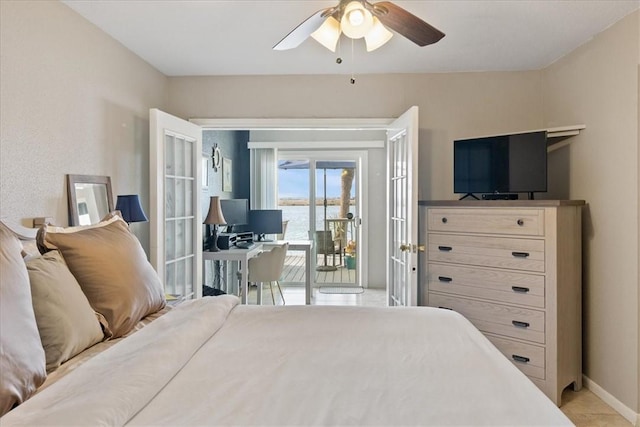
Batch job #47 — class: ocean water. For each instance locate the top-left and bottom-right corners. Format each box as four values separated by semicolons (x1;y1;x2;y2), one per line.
280;205;352;241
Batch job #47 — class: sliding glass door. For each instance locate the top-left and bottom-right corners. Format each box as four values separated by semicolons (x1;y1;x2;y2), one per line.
278;152;365;288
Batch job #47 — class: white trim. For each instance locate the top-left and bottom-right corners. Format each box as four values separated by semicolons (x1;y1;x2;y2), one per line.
456;124;585;141
191;118;394;130
583;375;639;425
248;140;385;150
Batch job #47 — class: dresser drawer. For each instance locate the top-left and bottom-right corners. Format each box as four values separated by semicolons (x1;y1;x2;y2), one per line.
428;208;544;236
486;334;546;380
428;233;545;272
428;263;545;308
429;293;545;344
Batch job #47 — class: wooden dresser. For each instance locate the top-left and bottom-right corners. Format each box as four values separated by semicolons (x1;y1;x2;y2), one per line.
419;200;584;406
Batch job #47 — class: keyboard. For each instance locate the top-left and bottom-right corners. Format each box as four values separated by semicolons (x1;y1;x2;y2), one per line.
235;242;255;250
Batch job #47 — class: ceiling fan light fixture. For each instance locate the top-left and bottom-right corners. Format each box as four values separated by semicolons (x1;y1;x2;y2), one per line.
311;16;341;52
365;16;393;51
340;1;373;39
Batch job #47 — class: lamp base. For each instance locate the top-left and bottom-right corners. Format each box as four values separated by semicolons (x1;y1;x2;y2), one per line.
207;227;220;252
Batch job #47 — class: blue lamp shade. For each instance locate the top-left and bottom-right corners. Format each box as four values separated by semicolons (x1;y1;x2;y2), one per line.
115;195;148;223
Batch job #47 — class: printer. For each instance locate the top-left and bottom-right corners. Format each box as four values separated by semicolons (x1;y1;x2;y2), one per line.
216;233;237;250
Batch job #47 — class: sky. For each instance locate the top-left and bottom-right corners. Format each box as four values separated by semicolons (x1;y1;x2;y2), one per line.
278;168;353;199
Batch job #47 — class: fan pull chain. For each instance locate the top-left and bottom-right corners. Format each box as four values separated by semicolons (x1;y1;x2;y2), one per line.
336;36;343;64
350;38;356;84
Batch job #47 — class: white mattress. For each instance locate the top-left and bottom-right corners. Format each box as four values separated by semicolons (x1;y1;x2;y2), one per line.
2;296;573;426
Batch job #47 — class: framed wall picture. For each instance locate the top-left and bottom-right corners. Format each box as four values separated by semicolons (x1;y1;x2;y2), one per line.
222;157;232;192
202;155;209;190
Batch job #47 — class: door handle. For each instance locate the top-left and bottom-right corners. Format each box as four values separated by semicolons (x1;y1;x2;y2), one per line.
399;244;411;252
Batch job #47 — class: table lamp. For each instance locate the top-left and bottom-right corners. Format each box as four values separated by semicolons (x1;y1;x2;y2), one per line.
115;194;148;225
203;196;227;252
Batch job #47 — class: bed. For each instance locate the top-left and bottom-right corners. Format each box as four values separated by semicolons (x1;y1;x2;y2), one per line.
0;217;573;426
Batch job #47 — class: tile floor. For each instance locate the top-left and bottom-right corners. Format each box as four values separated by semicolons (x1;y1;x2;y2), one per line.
561;388;633;426
246;283;386;306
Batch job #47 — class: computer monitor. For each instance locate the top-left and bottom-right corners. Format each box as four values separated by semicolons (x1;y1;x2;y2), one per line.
249;209;283;241
220;199;248;233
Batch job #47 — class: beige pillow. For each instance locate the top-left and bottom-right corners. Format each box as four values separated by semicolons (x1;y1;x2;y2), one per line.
26;251;106;372
39;216;166;338
0;223;47;416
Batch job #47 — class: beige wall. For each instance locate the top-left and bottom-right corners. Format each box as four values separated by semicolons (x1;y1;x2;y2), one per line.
168;71;544;201
0;0;168;252
543;11;639;412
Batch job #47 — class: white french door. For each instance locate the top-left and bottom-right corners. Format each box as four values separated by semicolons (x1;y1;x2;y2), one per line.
387;107;419;306
150;109;203;300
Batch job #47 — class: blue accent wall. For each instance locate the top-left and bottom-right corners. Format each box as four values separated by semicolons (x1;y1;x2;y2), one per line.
202;130;250;238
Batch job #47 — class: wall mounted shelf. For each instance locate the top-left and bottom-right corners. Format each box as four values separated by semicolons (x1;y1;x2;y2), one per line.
546;124;586;152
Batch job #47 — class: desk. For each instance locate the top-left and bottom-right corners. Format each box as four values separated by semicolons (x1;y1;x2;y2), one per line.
202;244;263;304
203;240;314;305
263;240;313;305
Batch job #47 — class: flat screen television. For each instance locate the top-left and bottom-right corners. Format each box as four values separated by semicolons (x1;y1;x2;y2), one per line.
249;209;283;241
454;130;548;199
220;199;248;232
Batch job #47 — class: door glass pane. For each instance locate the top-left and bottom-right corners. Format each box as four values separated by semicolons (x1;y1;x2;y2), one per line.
166;178;175;218
165;135;174;175
185;178;193;217
185;220;193;256
185;140;193;177
176;219;185;258
176;179;185;218
278;161;310;241
165;220;175;261
165;262;175;294
185;256;193;297
175;137;185;177
176;259;185;297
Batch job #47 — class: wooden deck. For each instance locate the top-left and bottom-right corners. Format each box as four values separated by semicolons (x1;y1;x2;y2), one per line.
282;253;356;285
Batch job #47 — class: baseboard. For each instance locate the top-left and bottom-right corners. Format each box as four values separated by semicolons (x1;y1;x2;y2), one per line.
583;375;639;426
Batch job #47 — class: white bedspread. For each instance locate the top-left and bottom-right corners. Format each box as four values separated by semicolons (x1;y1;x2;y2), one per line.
2;296;573;426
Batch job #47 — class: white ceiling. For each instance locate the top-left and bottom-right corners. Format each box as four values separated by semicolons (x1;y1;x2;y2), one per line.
62;0;639;77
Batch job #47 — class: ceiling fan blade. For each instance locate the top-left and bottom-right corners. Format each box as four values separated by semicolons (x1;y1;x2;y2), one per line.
373;1;445;47
273;8;333;51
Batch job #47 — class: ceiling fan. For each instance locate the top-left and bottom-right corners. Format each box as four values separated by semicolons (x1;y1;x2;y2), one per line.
273;0;445;53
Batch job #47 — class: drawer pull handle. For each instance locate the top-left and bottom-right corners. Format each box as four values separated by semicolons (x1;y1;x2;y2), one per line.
438;246;453;252
511;286;530;293
438;306;452;310
441;217;448;224
512;251;530;258
517;219;524;226
512;354;530;363
438;276;453;283
512;320;530;328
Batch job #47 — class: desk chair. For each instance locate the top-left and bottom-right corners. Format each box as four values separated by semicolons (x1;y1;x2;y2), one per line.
240;243;289;305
